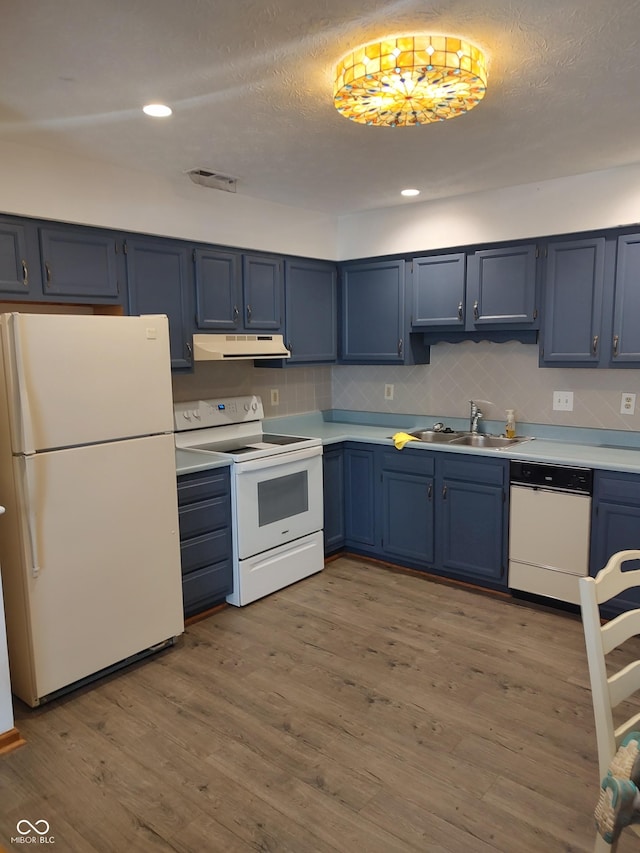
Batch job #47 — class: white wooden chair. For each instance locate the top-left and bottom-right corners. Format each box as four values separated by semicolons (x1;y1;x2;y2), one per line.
579;549;640;852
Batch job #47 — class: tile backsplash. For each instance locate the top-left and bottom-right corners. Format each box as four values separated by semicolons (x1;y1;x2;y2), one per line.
172;362;332;417
331;341;640;431
172;341;640;431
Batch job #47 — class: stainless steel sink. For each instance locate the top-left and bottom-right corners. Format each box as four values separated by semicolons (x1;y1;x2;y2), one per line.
448;434;530;449
407;429;465;443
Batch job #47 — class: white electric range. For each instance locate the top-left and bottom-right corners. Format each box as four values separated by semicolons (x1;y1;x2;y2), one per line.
174;396;324;606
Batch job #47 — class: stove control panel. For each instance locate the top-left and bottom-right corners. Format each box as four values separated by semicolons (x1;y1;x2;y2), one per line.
174;395;263;431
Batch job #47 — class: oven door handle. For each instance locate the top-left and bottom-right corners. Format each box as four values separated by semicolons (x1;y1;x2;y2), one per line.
233;445;322;473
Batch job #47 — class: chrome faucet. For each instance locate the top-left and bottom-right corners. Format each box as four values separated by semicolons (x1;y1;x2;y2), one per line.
469;400;483;434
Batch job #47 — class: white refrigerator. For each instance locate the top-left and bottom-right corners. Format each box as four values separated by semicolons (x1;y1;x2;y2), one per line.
0;312;184;707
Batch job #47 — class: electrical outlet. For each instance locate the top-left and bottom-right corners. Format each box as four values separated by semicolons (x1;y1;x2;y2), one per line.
552;391;574;411
621;392;636;415
384;384;394;401
270;388;279;406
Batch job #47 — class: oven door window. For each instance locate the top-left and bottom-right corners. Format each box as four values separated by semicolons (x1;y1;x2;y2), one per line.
258;470;308;526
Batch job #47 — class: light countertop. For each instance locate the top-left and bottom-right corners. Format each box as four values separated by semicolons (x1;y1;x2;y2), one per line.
175;448;231;476
264;411;640;474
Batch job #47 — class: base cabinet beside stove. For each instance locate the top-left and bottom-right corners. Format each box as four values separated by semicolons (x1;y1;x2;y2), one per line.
177;468;233;617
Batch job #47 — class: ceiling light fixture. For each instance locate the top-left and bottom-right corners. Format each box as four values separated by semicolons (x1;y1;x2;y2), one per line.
334;35;487;127
142;103;172;118
401;188;420;197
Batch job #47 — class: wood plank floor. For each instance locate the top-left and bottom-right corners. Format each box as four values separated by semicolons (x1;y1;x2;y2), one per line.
1;556;639;852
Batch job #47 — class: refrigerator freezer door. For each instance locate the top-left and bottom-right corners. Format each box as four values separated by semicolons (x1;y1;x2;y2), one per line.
1;313;174;454
9;432;183;705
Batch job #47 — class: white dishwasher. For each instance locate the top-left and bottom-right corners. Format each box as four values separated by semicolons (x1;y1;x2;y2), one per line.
508;461;593;605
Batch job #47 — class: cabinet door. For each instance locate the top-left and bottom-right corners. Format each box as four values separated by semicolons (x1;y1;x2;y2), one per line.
412;253;466;327
343;445;377;549
611;233;640;364
194;248;242;330
591;472;640;614
242;254;283;330
323;446;344;552
541;237;605;364
381;471;435;565
285;259;337;362
437;456;507;585
39;226;122;300
341;260;405;362
0;218;39;297
466;244;537;329
126;238;193;369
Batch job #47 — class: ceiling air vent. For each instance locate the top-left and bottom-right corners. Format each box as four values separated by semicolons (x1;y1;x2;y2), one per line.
186;169;237;193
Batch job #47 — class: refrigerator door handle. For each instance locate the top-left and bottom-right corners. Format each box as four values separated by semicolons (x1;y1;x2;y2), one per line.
9;315;35;453
21;458;41;578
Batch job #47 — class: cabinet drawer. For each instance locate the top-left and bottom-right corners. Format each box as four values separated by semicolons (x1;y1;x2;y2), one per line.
178;495;231;540
595;472;640;504
381;448;434;476
182;560;233;615
440;455;506;486
177;468;230;505
180;529;231;575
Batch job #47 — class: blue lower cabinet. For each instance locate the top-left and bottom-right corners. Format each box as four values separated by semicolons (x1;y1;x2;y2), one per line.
590;470;640;616
343;444;377;551
323;446;345;553
436;455;508;587
381;470;435;566
177;468;233;617
379;447;435;568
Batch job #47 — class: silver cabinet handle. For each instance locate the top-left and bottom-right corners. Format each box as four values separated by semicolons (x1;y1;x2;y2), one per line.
442;485;447;500
592;334;599;355
613;334;619;357
397;338;403;357
287;341;293;353
246;304;252;323
21;260;28;286
186;342;193;359
44;262;52;286
233;305;239;322
473;300;479;321
457;301;463;321
427;483;432;500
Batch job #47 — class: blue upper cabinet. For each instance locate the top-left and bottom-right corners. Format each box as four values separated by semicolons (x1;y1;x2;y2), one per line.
412;253;466;327
340;259;429;364
193;247;242;330
242;254;283;331
0;217;40;298
39;225;123;302
610;233;640;364
194;248;283;332
540;237;606;365
466;244;538;329
412;244;538;335
284;259;337;363
125;236;193;370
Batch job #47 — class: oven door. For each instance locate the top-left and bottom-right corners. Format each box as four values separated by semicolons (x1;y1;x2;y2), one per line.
233;446;323;560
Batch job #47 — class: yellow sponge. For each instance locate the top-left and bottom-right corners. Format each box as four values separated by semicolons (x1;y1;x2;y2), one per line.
392;432;419;450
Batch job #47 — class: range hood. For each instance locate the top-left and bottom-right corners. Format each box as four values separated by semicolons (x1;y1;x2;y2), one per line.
192;333;290;361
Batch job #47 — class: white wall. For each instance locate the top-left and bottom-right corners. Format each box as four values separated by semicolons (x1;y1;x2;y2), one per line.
0;139;339;260
338;164;640;259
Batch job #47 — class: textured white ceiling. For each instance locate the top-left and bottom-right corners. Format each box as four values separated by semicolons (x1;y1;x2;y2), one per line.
2;0;640;215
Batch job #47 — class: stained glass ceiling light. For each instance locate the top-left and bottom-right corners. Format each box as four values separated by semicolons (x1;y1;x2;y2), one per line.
334;35;487;126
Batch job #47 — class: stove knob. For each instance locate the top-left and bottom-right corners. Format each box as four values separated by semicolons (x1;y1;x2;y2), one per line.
244;403;250;411
183;411;191;420
192;410;201;419
251;401;258;411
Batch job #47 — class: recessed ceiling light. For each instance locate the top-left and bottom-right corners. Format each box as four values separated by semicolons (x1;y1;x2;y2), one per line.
142;103;172;118
401;188;420;197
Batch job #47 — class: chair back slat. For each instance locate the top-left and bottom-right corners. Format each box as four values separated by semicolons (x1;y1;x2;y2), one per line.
600;608;640;654
608;659;640;708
